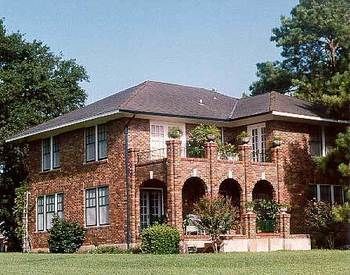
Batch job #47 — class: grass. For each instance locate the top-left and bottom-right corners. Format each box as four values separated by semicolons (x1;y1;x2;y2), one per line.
0;250;349;274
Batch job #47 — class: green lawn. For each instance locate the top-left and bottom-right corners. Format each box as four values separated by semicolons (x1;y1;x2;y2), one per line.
0;250;349;274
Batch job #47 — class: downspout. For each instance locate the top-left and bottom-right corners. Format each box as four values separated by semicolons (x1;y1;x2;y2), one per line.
124;114;136;250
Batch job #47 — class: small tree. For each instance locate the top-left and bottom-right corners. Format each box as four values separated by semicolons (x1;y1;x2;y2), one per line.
48;217;86;253
194;196;238;252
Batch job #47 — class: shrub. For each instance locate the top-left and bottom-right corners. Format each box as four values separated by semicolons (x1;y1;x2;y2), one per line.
332;202;350;223
141;224;180;254
187;124;221;157
305;200;335;248
253;199;280;232
89;246;126;254
194;196;238;252
48;217;86;253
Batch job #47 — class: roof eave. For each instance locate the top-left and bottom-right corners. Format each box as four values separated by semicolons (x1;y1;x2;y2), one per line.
272;111;350;124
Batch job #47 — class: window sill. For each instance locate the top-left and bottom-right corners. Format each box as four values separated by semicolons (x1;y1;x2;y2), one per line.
39;168;61;174
85;224;110;229
83;159;108;166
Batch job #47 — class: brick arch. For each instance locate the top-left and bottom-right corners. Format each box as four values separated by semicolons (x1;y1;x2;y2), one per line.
252;180;275;201
182;177;207;218
219;179;242;209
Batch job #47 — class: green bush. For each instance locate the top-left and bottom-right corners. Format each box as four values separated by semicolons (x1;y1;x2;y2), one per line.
305;200;335;248
253;199;280;232
141;224;180;254
89;246;126;254
48;217;86;253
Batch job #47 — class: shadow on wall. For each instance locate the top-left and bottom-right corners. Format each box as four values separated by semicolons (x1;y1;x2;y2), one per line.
283;137;316;234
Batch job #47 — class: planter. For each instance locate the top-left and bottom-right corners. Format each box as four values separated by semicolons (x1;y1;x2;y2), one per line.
206;134;216;142
280;207;288;213
241;137;250;144
272;140;282;147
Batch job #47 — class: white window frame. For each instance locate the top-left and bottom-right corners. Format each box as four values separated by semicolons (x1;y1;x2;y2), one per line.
140;187;164;229
85;124;108;163
313;184;344;204
42;136;60;171
36;193;64;232
150;121;186;158
247;123;266;162
84;186;109;227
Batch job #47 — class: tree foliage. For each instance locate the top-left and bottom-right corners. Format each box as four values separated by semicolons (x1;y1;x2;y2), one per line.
194;196;238;252
0;19;88;250
317;127;350;183
250;0;350;119
187;124;221;157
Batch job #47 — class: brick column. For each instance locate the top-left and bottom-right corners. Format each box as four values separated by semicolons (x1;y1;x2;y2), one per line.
166;139;182;232
128;148;138;243
271;146;282;203
204;142;218;196
278;211;291;238
239;144;252;202
243;211;256;238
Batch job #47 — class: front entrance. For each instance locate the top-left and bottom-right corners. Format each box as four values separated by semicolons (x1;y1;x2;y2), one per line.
140;188;164;229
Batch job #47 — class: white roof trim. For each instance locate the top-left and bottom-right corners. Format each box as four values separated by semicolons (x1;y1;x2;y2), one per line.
272;111;350;124
6;110;120;142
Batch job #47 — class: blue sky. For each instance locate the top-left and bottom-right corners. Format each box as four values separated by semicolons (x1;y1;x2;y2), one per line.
1;0;298;103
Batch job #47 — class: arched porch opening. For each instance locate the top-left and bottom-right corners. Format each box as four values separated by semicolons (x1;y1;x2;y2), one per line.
219;179;242;208
140;179;166;229
182;177;206;218
252;180;274;201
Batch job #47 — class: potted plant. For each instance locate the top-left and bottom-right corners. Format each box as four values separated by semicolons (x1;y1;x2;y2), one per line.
206;134;216;142
272;136;282;147
218;143;237;160
237;131;250;144
168;127;183;139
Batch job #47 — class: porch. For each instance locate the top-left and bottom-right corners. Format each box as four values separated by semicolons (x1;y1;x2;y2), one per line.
127;139;310;250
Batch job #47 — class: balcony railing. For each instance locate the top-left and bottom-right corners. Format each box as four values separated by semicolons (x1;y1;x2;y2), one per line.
251;150;271;163
136;148;166;164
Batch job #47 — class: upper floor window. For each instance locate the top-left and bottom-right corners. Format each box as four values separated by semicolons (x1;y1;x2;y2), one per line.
310;130;322;157
37;193;64;231
310;184;344;205
42;136;60;171
85;124;108;162
85;186;109;227
247;123;266;162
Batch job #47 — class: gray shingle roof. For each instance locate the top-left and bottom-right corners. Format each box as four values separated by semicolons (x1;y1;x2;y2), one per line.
7;81;343;141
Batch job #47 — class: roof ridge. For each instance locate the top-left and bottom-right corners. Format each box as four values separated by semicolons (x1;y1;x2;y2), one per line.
119;81;149;109
228;101;238;119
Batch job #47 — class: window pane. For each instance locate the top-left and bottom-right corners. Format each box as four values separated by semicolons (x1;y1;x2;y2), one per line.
98;140;107;160
86;207;97;226
86;189;97;226
310;131;322;156
42;138;51;170
57;193;64;217
320;185;331;203
46;195;55;230
333;186;344;205
53;137;60;168
37;197;45;231
99;205;109;225
86;127;96;162
310;185;318;200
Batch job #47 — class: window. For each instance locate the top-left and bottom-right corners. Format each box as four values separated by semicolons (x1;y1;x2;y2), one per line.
42;136;60;171
247;123;266;162
85;124;108;162
310;184;344;204
36;193;64;231
85;186;109;226
140;189;163;229
310;131;322;157
149;122;186;159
